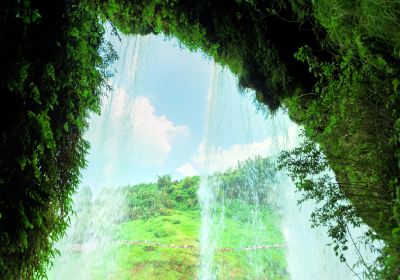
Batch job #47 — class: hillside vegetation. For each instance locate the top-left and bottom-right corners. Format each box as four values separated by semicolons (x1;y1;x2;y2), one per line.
49;158;288;279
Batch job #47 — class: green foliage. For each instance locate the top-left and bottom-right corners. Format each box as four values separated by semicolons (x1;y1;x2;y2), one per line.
57;157;287;279
0;1;116;278
278;138;369;267
92;169;286;279
99;0;323;110
123;176;200;220
168;176;200;208
313;0;400;58
124;183;175;220
213;157;280;208
282;22;400;280
156;174;172;190
120;157;277;221
2;0;400;277
276;1;400;275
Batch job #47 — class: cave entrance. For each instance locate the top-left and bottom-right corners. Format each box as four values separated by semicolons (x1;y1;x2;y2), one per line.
47;26;365;280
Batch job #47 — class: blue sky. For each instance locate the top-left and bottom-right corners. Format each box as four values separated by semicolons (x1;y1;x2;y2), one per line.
80;27;297;190
135;35;212;178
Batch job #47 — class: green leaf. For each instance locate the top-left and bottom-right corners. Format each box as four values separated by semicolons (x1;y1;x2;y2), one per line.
32;9;41;23
393;78;399;93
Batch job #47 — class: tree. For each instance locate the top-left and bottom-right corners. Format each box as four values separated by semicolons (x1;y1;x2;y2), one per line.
157;174;173;191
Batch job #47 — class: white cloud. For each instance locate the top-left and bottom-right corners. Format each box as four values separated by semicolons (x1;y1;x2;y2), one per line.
87;91;189;166
130;96;189;164
191;133;294;174
176;163;198;177
193;139;272;173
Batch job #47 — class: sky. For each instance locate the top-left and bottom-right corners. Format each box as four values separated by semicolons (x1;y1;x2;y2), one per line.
80;26;297;190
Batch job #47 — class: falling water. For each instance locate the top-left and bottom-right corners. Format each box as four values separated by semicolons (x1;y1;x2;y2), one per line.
48;25;146;279
281;170;379;279
82;30;145;191
48;26;378;279
197;65;376;279
198;65;220;279
198;64;293;279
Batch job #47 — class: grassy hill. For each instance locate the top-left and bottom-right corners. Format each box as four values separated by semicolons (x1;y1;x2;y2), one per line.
49;158;289;279
112;208;286;280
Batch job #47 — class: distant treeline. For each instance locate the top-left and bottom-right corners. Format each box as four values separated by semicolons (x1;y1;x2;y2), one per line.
74;156;279;222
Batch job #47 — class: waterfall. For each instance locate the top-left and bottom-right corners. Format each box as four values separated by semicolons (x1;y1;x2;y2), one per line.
48;27;378;279
281;172;379;279
197;64;293;279
82;29;144;191
198;64;220;280
197;65;375;279
48;25;145;279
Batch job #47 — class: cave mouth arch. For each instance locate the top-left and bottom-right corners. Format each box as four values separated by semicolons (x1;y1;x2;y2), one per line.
101;0;326;112
100;1;396;264
1;1;399;278
46;27;360;279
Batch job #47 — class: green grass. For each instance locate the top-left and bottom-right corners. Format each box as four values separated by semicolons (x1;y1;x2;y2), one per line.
49;164;288;279
99;208;287;280
117;210;200;245
111;210;199;280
